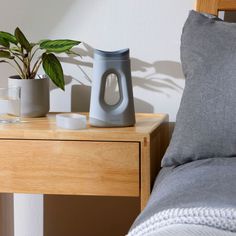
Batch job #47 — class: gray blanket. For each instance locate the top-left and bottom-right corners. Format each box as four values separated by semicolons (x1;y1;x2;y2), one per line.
129;157;236;234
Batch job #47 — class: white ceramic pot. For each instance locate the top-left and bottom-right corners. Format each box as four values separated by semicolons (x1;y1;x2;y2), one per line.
8;76;50;117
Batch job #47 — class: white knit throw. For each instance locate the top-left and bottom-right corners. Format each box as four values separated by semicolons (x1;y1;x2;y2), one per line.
128;207;236;236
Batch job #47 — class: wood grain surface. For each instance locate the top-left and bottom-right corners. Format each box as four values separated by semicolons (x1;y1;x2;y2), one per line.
0;140;139;196
196;0;236;15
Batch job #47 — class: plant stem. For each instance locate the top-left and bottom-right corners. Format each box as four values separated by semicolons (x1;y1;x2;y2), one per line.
31;58;42;77
9;46;28;79
10;51;24;63
30;47;40;63
27;54;31;78
6;61;24;78
13;58;25;79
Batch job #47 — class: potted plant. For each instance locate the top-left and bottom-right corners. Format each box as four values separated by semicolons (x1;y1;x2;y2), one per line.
0;27;81;117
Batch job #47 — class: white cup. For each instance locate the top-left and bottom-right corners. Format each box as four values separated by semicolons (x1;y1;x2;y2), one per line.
0;87;21;123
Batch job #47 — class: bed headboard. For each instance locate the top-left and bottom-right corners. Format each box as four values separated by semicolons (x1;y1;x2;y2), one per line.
196;0;236;15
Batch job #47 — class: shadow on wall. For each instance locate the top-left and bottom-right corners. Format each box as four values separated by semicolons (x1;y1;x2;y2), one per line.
131;59;184;112
131;58;184;93
54;44;184;113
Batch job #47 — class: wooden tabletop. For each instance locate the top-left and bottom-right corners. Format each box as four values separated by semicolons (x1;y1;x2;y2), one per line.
0;113;168;141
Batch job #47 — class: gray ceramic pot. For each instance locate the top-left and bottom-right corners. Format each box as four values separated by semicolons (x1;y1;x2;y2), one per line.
8;76;49;117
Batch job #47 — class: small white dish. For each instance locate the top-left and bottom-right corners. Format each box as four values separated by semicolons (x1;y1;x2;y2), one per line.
56;113;87;130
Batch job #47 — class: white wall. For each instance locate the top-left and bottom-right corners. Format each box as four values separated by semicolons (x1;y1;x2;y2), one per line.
0;0;195;121
0;0;195;235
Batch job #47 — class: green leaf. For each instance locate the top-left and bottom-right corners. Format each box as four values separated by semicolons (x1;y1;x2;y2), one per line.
10;46;21;53
0;37;9;48
0;31;17;44
42;53;65;90
14;27;31;52
0;50;13;59
40;39;81;53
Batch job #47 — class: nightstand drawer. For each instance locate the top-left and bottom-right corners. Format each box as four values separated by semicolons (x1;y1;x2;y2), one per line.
0;140;139;196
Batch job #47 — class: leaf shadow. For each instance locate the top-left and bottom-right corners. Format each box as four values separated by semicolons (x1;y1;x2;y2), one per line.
51;43;185;112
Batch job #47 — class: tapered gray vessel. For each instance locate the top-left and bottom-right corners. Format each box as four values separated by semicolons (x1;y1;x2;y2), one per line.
8;76;49;117
89;48;135;127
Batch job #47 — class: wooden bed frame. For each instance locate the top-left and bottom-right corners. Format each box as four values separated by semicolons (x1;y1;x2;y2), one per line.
196;0;236;15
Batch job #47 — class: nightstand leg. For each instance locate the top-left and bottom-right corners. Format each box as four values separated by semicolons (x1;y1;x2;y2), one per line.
140;138;151;210
140;121;169;211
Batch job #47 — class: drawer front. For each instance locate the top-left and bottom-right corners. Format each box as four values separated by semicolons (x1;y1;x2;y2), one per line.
0;140;139;196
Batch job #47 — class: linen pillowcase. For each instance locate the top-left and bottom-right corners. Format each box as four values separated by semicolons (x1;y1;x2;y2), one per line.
162;10;236;167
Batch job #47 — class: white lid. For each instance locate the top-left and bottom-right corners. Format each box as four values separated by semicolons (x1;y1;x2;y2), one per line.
56;113;87;130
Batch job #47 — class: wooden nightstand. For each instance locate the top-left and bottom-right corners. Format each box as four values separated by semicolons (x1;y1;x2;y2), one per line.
0;113;168;210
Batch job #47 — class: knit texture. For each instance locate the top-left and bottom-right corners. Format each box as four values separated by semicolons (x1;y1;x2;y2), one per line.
128;207;236;236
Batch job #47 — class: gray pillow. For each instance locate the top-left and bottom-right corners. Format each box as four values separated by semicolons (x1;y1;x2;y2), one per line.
162;10;236;167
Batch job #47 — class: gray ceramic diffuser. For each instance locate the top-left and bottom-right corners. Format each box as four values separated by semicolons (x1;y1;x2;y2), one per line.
89;48;135;127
